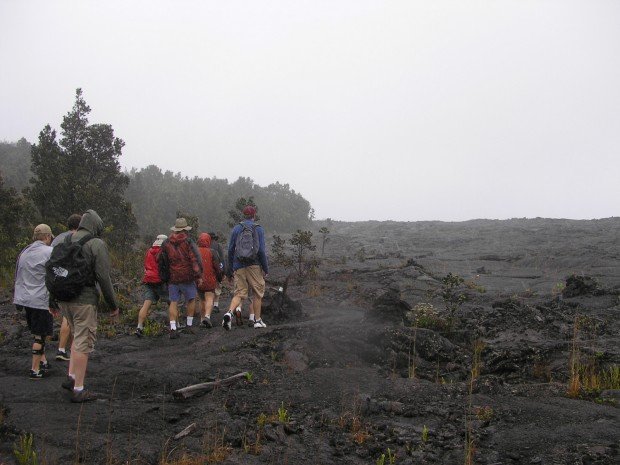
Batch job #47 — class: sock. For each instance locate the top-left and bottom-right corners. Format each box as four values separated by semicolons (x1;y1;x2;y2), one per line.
73;386;84;392
235;306;241;312
213;301;219;307
170;321;177;331
187;316;194;326
58;348;66;353
69;373;76;379
249;314;255;321
32;369;40;374
137;323;144;330
203;315;210;321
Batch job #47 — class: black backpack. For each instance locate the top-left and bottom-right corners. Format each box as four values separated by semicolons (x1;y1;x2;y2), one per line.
234;223;259;264
45;234;94;301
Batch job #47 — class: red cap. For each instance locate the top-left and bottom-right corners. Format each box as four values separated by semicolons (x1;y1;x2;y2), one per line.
242;205;256;217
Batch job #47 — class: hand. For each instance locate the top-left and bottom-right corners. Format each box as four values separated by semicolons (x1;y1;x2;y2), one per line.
49;308;59;318
110;308;120;324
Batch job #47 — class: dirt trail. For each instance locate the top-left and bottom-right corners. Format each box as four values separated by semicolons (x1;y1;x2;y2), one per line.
1;217;619;464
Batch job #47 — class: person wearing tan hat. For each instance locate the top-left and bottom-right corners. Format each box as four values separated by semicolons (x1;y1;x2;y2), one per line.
13;224;57;379
135;234;169;337
157;218;203;339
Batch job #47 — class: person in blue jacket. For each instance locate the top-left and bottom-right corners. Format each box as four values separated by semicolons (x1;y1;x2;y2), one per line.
222;205;269;330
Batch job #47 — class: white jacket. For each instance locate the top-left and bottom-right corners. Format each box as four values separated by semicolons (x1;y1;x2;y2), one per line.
13;240;52;310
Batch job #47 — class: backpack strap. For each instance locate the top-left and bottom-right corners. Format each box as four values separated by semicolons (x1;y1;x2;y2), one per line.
76;233;94;246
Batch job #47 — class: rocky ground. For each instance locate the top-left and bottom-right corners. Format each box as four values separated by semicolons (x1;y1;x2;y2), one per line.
0;218;619;464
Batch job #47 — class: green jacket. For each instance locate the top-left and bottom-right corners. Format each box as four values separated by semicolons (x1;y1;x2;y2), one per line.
64;209;118;309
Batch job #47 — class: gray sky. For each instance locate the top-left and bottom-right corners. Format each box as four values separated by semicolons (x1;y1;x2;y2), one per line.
1;0;619;222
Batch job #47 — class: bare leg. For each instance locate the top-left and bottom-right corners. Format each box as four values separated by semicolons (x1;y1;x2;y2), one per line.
31;338;43;372
187;298;196;318
169;301;179;328
253;297;263;321
68;341;76;376
137;300;152;327
204;292;215;318
59;317;72;351
72;351;89;388
228;295;243;313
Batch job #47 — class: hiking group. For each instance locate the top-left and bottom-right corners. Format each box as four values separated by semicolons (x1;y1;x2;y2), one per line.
12;205;269;402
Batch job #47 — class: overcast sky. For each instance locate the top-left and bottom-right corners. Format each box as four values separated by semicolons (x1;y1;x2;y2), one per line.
1;1;618;222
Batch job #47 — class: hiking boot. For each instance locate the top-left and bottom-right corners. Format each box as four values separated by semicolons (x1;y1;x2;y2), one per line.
201;318;213;328
62;376;76;391
248;316;256;327
169;329;179;339
182;325;195;335
253;319;267;328
212;305;220;313
135;328;144;338
234;308;243;326
55;350;70;361
40;361;51;371
29;370;45;380
71;389;98;403
222;312;232;331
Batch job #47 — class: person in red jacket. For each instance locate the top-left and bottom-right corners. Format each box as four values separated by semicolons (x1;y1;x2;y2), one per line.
135;234;168;337
196;233;223;328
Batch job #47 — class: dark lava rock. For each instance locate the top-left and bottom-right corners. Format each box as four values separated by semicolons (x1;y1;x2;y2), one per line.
563;274;601;298
366;287;411;325
261;287;303;323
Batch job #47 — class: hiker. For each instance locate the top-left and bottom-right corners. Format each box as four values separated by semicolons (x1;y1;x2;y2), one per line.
222;205;269;330
158;218;203;339
13;224;56;379
196;233;223;328
135;234;168;337
208;231;226;313
53;209;120;402
51;213;82;362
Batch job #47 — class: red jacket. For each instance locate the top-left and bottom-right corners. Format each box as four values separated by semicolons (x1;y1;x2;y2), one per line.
142;246;162;284
158;232;203;284
197;233;222;292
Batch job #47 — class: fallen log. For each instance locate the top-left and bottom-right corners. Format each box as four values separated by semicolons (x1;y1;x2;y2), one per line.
174;422;197;440
173;372;249;400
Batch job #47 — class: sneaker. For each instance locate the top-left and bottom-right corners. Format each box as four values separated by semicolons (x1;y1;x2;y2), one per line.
212;305;220;314
253;319;267;328
201;318;213;328
71;389;98;403
55;350;70;361
134;328;144;338
169;329;180;339
62;376;76;391
248;316;256;327
222;312;232;331
234;308;243;326
176;322;187;330
29;370;45;380
40;361;51;371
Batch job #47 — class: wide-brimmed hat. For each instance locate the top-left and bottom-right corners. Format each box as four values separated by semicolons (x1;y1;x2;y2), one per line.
171;218;192;232
33;224;54;238
152;234;167;247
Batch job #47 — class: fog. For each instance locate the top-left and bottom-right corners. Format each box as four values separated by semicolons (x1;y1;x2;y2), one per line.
1;0;618;221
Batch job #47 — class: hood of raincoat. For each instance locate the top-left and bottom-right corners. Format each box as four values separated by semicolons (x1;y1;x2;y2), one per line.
78;209;104;237
197;233;212;248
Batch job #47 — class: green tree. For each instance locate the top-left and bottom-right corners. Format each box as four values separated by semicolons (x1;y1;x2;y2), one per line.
29;88;137;249
318;226;330;256
227;196;259;227
0;173;35;283
290;230;316;279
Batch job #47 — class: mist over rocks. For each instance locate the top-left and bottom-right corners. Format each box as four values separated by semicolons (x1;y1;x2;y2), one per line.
1;217;619;464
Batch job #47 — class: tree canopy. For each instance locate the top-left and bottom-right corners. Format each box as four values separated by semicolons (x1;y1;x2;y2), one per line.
29;89;137;248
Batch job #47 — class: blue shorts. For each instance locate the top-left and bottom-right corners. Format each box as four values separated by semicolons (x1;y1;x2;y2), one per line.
143;283;169;303
168;282;197;302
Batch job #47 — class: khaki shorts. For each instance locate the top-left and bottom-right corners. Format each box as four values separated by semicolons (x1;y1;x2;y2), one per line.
59;302;97;354
233;265;265;299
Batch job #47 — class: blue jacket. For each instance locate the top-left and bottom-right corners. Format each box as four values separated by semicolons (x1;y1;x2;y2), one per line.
227;220;268;275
